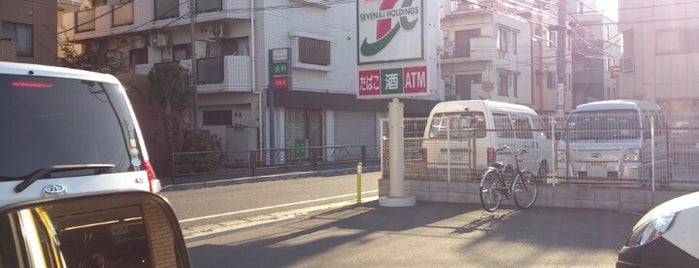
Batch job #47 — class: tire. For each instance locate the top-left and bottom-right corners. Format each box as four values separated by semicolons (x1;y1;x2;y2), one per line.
512;171;538;209
480;169;503;212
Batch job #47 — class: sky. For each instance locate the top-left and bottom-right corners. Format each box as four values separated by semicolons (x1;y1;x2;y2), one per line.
595;0;618;20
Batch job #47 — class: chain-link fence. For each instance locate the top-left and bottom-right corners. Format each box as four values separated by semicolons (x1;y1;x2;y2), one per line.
383;112;699;190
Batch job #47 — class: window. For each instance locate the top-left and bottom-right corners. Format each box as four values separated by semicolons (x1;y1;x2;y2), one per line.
493;113;514;138
497;28;508;52
455;29;480;57
498;73;509;96
512;115;533;139
546;71;556;89
513;75;518;97
545;30;556;48
1;21;32;57
428;112;486;140
299;37;330;65
173;44;190;61
512;32;517;54
129;48;147;65
203;110;232;126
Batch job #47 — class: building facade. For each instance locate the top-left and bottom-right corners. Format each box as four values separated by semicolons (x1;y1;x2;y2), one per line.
60;0;437;159
439;0;573;116
440;1;533;106
1;0;58;65
618;0;699;114
568;0;621;108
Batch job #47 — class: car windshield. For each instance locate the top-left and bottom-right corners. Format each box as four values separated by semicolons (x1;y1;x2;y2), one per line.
563;110;640;141
0;74;140;179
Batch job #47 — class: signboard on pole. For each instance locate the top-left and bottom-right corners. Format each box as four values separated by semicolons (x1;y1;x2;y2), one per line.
356;0;437;99
269;48;291;90
357;0;424;65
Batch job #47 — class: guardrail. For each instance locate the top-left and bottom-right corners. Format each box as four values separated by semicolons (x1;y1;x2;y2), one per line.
171;145;375;177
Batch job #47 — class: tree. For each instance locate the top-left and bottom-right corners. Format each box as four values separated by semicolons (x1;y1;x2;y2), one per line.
147;63;194;159
58;44;123;75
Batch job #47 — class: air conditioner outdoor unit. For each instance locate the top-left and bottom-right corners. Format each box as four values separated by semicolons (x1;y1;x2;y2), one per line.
149;33;169;47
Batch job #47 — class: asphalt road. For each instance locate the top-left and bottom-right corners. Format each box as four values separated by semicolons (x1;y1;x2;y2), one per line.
183;201;641;267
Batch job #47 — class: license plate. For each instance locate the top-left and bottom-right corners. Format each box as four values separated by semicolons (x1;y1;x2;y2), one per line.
587;162;606;168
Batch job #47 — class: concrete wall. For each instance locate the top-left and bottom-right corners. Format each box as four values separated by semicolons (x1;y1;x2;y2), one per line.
379;178;693;213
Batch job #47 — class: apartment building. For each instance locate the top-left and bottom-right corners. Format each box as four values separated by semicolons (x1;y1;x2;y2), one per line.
568;0;621;107
618;0;699;114
439;0;573;115
440;0;533;105
1;0;58;65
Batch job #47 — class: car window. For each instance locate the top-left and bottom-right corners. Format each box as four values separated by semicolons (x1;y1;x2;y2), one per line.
512;115;533;139
0;74;144;179
428;112;486;139
493;113;514;138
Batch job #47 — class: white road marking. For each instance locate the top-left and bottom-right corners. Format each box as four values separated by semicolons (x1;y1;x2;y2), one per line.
179;190;379;223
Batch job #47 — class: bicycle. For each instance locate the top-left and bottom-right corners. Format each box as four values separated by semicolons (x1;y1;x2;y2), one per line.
479;145;539;212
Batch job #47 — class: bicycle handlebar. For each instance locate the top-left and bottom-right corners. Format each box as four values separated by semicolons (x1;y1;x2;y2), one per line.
496;144;528;155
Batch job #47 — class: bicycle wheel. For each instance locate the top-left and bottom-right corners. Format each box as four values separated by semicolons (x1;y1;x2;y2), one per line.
479;169;503;212
512;170;538;209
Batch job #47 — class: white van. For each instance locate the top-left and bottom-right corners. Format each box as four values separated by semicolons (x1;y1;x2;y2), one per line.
556;100;670;182
421;100;552;179
0;61;161;205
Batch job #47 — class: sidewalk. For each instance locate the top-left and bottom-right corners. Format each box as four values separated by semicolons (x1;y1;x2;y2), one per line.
161;164;381;191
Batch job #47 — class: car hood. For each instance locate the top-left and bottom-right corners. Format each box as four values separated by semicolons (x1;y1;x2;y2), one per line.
634;191;699;231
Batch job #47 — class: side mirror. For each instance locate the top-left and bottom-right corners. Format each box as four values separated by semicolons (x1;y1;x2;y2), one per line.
0;191;190;268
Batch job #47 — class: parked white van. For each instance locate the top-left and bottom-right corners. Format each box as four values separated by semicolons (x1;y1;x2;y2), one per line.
421;100;552;179
556;100;670;183
0;61;161;206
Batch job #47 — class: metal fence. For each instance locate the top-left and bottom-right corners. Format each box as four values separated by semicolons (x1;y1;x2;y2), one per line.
171;145;379;177
388;113;699;191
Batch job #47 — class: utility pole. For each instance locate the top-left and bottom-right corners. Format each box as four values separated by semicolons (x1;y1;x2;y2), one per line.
190;0;199;130
556;0;567;118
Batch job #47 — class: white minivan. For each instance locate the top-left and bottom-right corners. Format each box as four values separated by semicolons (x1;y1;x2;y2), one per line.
421;100;552;179
556;100;670;183
0;61;161;205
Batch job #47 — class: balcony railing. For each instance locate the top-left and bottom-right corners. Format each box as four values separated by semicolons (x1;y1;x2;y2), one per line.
441;37;495;63
75;8;96;33
134;55;251;93
197;57;224;84
64;0;251;39
112;1;134;27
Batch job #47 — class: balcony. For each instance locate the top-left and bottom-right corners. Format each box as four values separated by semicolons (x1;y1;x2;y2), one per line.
134;55;251;93
441;36;495;64
62;0;249;40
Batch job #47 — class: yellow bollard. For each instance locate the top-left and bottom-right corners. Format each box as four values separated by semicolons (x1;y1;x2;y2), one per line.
357;162;363;204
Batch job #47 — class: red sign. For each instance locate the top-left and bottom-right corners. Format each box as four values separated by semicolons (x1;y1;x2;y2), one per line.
272;76;289;90
611;66;620;79
403;66;427;93
358;70;381;96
